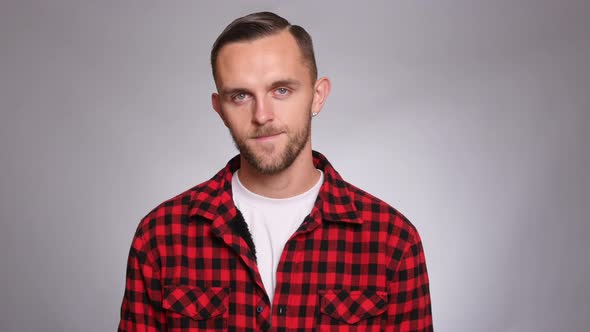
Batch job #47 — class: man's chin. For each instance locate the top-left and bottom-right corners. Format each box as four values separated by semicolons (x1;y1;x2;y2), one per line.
248;155;286;175
237;139;303;175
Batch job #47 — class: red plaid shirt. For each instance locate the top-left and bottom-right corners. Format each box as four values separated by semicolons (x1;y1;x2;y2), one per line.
118;151;433;331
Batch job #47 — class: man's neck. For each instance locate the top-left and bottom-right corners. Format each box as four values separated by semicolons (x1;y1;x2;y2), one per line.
237;150;320;199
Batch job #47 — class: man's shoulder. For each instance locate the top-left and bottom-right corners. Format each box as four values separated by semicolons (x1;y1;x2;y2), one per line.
344;180;420;239
133;177;215;237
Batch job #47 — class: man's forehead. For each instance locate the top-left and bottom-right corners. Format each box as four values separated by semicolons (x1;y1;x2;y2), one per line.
217;30;300;59
215;31;309;88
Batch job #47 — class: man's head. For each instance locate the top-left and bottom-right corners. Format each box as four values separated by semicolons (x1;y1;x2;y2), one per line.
210;12;317;85
211;12;330;175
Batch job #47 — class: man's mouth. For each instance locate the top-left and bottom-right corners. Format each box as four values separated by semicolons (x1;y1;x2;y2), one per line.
253;132;282;141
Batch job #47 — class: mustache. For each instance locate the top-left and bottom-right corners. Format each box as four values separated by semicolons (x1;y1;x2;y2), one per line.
252;126;284;138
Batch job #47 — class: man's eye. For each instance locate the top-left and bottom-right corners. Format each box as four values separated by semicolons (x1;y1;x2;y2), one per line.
275;87;289;95
233;93;248;101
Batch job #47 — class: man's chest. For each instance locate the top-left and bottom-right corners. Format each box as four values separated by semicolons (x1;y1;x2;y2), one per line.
157;219;392;331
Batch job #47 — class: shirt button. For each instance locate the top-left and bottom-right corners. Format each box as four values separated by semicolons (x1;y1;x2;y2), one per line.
278;306;286;315
257;305;265;313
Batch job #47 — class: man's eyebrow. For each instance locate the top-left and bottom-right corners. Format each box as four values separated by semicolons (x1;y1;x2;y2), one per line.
220;87;249;97
269;79;301;88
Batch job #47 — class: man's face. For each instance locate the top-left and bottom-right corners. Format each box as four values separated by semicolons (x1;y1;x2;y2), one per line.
212;30;319;175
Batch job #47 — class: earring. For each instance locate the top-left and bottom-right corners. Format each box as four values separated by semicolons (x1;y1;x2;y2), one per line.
312;112;318;117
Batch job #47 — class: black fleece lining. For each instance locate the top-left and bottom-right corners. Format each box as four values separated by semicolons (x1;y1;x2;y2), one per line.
230;209;257;262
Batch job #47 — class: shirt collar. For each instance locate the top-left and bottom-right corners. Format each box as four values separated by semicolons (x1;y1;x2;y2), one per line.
188;150;363;225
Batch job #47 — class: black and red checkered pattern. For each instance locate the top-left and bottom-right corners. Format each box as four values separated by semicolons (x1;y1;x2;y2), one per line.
118;151;433;331
319;289;388;324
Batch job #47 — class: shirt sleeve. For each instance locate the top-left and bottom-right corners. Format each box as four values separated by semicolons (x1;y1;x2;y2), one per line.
118;230;166;332
388;230;434;331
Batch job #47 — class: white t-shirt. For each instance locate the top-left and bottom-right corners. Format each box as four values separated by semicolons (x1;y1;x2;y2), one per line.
231;170;324;304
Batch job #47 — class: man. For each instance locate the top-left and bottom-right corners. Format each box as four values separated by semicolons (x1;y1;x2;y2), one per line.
118;12;433;331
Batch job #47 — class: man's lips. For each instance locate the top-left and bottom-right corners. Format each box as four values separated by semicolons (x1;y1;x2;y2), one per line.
253;132;283;141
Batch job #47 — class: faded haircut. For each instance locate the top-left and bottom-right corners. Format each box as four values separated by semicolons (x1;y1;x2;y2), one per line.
210;12;318;83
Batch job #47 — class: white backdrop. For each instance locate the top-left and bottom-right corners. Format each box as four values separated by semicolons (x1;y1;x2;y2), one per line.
1;1;588;331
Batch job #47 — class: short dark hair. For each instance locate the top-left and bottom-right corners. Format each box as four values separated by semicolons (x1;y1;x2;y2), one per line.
210;12;318;83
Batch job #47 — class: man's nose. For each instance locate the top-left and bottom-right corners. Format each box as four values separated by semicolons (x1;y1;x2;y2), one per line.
252;97;274;125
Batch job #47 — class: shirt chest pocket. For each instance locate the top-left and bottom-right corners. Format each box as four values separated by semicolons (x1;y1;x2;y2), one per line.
317;289;389;330
162;285;229;331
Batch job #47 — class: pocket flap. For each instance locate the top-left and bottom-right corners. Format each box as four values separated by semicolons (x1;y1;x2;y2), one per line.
162;285;228;320
319;289;388;324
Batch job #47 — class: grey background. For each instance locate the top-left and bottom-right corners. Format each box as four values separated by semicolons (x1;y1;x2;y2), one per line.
1;0;588;331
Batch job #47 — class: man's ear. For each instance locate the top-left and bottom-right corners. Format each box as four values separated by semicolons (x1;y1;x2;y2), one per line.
311;77;331;117
211;93;228;127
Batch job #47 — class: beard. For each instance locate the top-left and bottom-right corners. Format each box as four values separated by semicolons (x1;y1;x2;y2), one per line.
230;116;311;175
